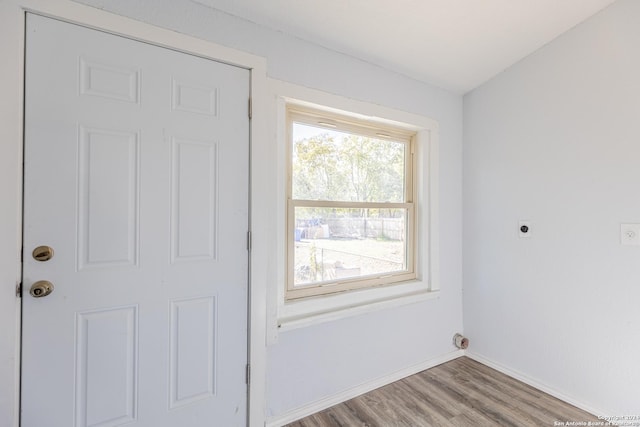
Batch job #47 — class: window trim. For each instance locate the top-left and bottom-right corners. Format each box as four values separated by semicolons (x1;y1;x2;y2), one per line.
286;105;417;300
269;80;440;333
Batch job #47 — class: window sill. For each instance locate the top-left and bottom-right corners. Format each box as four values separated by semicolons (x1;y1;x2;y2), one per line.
277;280;439;332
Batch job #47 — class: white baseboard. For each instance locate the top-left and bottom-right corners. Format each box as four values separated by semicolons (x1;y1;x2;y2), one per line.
265;350;465;427
465;351;607;417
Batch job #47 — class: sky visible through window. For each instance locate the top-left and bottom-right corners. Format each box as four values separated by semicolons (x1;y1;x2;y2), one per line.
293;122;347;141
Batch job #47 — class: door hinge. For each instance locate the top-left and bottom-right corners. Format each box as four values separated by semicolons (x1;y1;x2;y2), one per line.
247;231;252;251
248;98;252;120
245;363;251;385
16;282;22;298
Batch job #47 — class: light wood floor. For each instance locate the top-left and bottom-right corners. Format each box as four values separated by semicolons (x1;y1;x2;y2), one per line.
286;357;599;427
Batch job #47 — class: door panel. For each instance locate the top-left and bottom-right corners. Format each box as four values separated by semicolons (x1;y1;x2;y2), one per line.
78;126;140;269
75;306;138;427
22;14;249;427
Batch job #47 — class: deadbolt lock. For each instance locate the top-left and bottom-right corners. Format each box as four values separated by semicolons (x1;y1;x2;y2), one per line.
32;246;54;262
30;280;54;298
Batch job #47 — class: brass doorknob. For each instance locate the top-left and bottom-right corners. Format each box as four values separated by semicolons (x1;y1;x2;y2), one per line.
30;281;54;298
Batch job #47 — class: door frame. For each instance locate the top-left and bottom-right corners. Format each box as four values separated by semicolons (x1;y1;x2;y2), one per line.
0;1;270;426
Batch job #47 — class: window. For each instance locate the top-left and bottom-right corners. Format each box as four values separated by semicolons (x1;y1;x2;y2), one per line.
287;105;416;299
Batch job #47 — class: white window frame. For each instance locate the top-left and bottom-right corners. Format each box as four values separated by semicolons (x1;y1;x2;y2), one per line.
286;105;417;299
269;80;440;334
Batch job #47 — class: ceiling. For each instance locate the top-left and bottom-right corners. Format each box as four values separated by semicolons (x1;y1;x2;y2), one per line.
191;0;616;93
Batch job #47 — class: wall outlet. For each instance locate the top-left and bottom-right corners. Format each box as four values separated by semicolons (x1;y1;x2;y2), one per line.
519;220;531;238
621;224;640;246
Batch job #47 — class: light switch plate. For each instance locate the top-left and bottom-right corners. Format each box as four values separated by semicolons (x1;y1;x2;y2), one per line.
621;224;640;246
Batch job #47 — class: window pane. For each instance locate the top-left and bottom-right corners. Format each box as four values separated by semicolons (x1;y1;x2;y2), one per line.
292;122;406;203
293;207;407;287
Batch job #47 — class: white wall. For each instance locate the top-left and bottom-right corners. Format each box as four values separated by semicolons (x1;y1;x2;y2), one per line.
0;2;25;423
464;0;640;415
0;0;462;422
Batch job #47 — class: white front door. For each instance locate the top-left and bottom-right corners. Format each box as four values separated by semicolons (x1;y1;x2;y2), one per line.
22;14;249;427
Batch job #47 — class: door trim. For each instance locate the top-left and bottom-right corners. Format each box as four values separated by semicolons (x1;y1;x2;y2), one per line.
0;2;269;426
